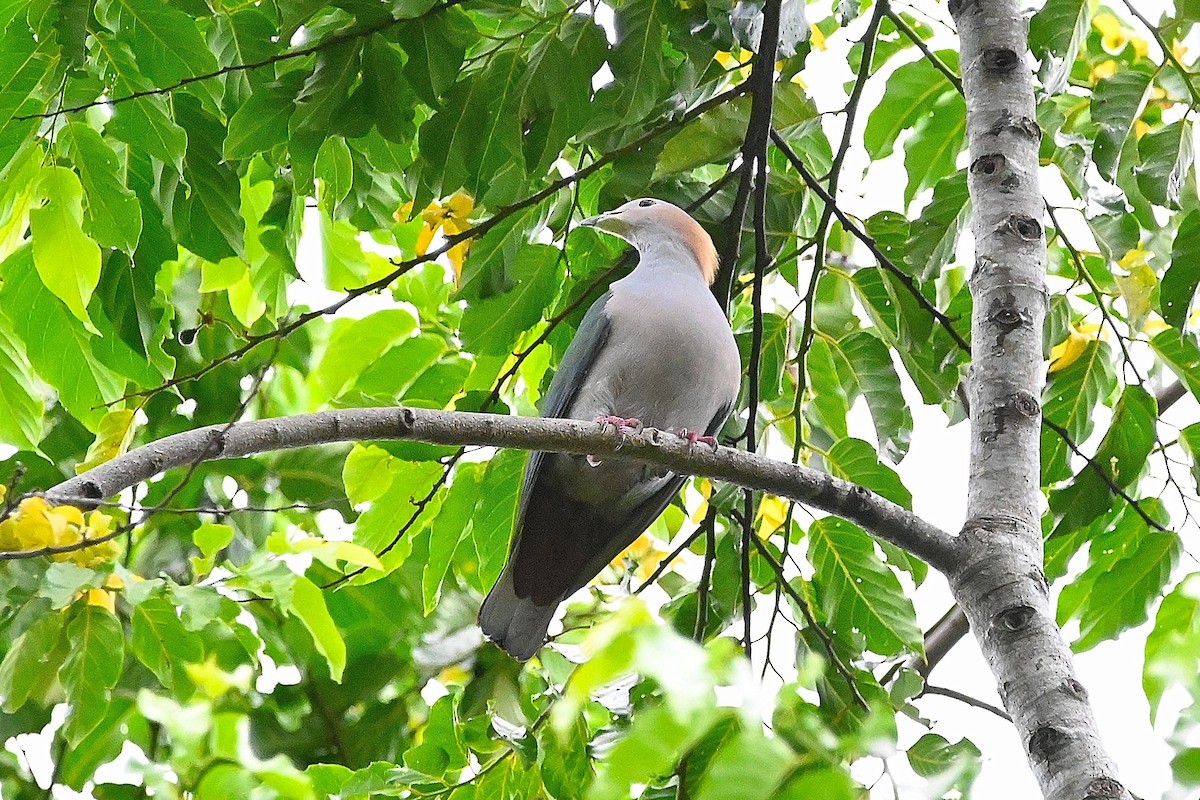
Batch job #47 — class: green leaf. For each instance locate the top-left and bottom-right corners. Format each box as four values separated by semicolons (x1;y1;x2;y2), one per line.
0;245;124;430
1150;329;1200;400
1050;386;1158;537
1161;210;1200;331
311;308;417;404
1091;66;1153;182
808;517;922;657
61;605;124;744
906;733;981;789
94;32;188;173
171;95;245;261
316;136;354;218
0;610;66;712
587;704;718;800
1136;120;1193;208
57;697;135;791
1145;573;1200;719
282;575;346;682
805;337;849;442
519;16;608;175
0;26;52;175
657;98;749;175
864;52;959;160
1058;501;1178;652
0;318;44;450
605;0;670;126
94;0;218;87
459;244;559;355
466;449;524;589
76;409;136;474
829;332;912;462
423;463;483;614
1042;341;1116;484
823;438;912;509
30;165;102;330
191;521;235;577
694;729;794;800
901;96;966;206
57;122;142;252
1028;0;1090;93
292;39;362;141
344;445;443;560
906;171;970;280
389;8;473;106
131;595;204;688
224;72;305;159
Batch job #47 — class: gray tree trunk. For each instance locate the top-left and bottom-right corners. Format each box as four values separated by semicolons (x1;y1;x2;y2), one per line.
948;2;1131;798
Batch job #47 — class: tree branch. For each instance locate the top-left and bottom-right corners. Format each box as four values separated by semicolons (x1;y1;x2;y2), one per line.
37;407;957;572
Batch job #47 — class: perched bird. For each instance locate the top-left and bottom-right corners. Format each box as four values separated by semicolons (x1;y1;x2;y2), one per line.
478;198;742;661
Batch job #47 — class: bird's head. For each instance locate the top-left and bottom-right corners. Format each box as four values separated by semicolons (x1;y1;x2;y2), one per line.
579;198;720;286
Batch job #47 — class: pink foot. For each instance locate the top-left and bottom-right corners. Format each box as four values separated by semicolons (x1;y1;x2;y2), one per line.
673;428;719;451
595;415;642;434
589;416;642;466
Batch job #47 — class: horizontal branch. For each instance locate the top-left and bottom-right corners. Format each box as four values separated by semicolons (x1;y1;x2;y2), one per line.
43;407;958;572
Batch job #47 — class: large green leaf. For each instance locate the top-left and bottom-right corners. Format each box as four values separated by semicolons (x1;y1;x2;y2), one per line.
0;318;44;450
1042;341;1117;484
29;165;102;330
1162;210;1200;331
57;122;143;252
823;438;912;509
95;0;218;86
808;517;922;657
1091;66;1154;181
61;605;125;744
1150;329;1200;399
1136;120;1193;208
1049;386;1158;537
459;244;560;356
864;52;960;160
310;308;418;405
0;245;123;429
828;332;913;462
1057;501;1178;652
1028;0;1091;93
131;595;205;689
604;0;670;126
94;32;188;173
906;171;970;280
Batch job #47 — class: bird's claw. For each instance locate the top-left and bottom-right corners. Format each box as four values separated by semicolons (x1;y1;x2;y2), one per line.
595;415;643;435
673;428;719;452
589;416;643;465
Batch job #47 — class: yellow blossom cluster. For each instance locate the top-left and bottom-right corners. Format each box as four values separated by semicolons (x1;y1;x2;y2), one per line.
0;496;119;566
395;191;476;282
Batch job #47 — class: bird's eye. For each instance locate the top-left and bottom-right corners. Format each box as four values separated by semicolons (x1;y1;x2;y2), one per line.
638;199;655;207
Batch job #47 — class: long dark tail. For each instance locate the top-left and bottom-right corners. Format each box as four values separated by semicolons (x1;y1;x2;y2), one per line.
478;567;558;661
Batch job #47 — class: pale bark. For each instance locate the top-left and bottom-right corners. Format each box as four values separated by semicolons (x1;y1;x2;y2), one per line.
948;1;1131;798
43;406;957;571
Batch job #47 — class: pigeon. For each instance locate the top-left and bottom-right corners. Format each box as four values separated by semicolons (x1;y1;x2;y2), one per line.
479;198;742;660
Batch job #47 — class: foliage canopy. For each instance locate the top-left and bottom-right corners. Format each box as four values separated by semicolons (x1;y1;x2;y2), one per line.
0;0;1198;797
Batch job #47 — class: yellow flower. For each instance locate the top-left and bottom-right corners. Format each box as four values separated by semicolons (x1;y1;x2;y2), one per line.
1118;247;1151;271
1091;59;1118;81
397;192;476;283
1049;323;1102;372
714;50;751;70
809;24;827;52
1094;13;1128;54
756;496;789;538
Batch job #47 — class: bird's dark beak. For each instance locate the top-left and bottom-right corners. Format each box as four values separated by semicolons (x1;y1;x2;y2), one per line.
579;211;629;237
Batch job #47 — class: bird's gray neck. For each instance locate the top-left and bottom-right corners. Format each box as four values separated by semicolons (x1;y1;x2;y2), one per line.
626;238;708;286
